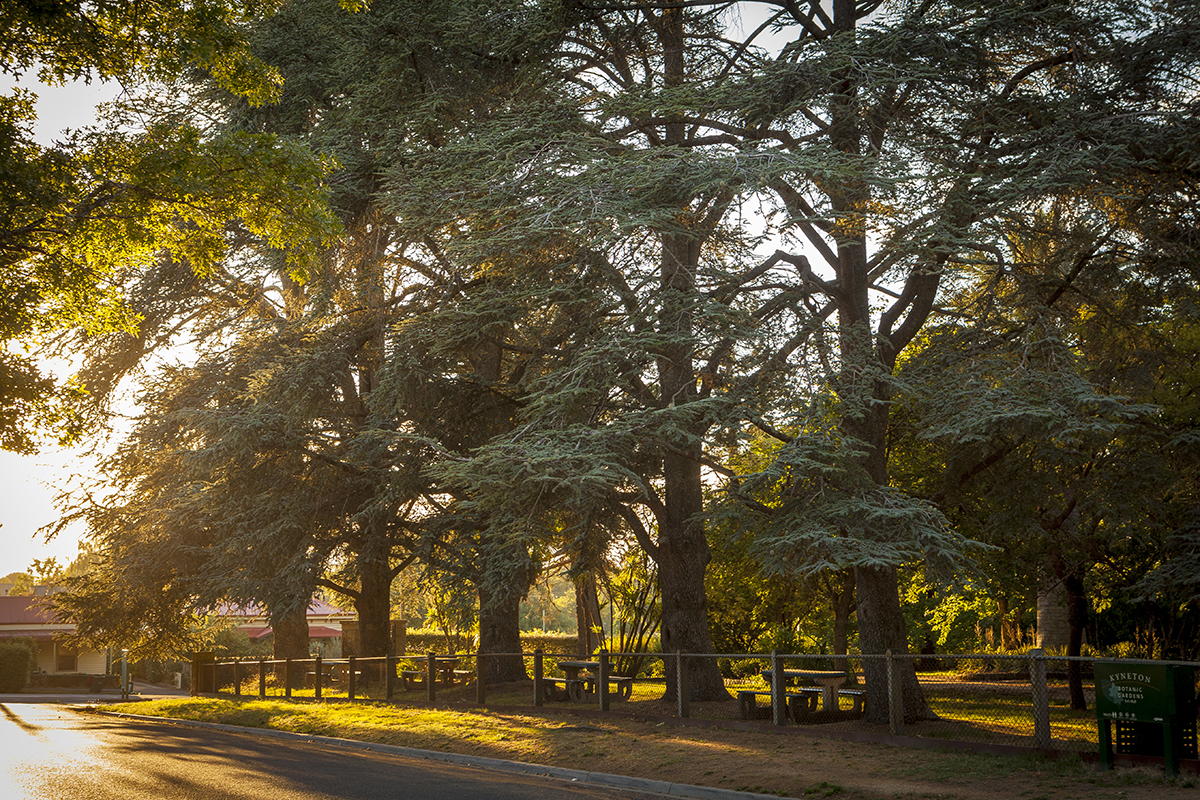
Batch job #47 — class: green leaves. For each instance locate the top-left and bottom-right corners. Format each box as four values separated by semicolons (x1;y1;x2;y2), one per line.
1;0;345;451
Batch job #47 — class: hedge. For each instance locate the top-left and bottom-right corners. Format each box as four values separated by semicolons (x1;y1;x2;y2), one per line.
401;631;579;657
0;642;33;692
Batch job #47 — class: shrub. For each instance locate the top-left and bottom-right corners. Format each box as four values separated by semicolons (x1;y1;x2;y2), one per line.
518;632;578;656
29;673;103;689
3;636;38;666
401;630;577;656
0;642;33;692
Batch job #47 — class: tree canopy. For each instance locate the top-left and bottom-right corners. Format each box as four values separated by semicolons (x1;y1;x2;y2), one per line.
36;0;1200;708
1;0;340;451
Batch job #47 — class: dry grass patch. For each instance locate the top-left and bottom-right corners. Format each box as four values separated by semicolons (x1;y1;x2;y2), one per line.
96;696;1197;800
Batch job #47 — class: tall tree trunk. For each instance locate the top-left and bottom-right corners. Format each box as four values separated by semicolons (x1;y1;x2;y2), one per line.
477;582;527;683
829;569;856;676
834;229;933;722
1037;567;1070;652
272;603;310;661
647;4;728;704
355;532;393;658
1064;570;1088;710
655;222;727;702
825;0;932;724
574;571;603;656
657;501;727;701
855;565;934;723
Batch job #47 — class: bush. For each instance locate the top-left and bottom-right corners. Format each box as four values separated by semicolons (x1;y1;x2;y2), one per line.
0;642;33;692
28;673;99;688
401;630;578;656
518;632;578;656
3;636;38;666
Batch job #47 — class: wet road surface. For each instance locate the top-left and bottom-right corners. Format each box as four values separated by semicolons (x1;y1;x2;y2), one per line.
0;702;661;799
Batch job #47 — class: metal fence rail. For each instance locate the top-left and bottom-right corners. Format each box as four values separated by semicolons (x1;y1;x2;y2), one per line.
193;649;1200;757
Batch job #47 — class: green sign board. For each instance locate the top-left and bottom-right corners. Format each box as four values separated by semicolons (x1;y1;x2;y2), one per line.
1095;661;1197;775
1094;662;1191;724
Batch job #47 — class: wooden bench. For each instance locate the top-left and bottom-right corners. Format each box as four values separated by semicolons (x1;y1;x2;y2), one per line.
400;670;425;690
452;669;475;685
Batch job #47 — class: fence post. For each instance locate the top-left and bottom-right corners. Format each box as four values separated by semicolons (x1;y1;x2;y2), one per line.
533;649;544;707
258;659;266;699
770;650;786;726
1029;648;1051;748
676;651;690;719
426;652;436;703
314;655;323;700
598;650;610;712
348;656;357;700
385;655;395;701
887;650;903;735
476;653;486;705
285;659;292;699
233;660;240;697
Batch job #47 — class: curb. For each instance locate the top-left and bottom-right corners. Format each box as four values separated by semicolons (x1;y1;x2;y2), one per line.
91;708;791;800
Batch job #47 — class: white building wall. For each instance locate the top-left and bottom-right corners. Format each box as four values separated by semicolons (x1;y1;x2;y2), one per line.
77;650;107;674
36;643;55;673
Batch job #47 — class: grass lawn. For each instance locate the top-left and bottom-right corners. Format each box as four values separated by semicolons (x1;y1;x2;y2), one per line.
214;673;1117;750
94;694;1197;800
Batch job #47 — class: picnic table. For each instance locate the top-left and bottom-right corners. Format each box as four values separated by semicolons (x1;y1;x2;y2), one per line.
305;666;362;688
760;669;846;711
430;655;461;685
555;660;598;701
401;655;463;689
548;660;633;702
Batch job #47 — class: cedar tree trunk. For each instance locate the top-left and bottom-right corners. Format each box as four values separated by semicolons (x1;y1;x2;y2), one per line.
272;604;310;661
1064;570;1089;710
830;569;856;676
478;582;527;683
826;0;934;724
355;539;394;658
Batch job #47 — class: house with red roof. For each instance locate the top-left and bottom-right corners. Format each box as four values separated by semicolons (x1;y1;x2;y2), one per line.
0;593;107;675
219;598;356;657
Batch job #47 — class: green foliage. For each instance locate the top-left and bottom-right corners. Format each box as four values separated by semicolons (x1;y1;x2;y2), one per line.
0;0;339;452
2;636;38;668
600;545;660;677
520;574;577;634
515;632;578;657
212;628;273;658
0;641;33;691
401;630;577;657
0;571;33;595
706;517;832;656
421;579;478;655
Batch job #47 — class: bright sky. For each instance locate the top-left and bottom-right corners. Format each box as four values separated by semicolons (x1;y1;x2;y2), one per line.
1;77;121;577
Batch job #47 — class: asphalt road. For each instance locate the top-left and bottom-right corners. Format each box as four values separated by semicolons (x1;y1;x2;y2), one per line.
0;701;663;800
